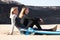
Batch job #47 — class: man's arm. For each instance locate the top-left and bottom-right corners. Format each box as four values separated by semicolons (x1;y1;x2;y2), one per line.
19;7;26;18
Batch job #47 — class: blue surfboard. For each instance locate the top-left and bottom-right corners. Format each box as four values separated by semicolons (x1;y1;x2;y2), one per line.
20;28;60;35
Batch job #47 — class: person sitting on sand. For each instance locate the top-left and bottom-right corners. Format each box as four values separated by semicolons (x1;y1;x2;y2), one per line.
18;6;57;31
9;7;18;34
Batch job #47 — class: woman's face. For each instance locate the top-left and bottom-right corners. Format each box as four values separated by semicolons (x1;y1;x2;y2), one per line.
12;7;18;15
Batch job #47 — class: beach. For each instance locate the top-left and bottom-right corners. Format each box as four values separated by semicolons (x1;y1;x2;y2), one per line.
0;24;60;40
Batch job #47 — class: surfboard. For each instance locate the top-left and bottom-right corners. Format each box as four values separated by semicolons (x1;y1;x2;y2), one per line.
20;28;60;35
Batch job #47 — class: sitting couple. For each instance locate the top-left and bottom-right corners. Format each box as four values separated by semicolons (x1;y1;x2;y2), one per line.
10;6;57;34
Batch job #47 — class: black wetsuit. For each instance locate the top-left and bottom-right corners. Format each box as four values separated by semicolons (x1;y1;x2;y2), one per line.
15;17;25;28
20;15;42;30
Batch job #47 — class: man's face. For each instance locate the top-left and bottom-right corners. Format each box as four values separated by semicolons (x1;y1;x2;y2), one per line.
25;8;29;14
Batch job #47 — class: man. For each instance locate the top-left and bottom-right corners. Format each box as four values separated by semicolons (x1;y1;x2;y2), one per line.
19;6;57;31
17;6;30;27
19;6;43;30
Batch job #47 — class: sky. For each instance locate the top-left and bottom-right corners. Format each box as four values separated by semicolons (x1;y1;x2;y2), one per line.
15;0;60;6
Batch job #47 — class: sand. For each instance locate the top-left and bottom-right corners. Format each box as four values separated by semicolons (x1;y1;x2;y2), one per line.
0;24;60;40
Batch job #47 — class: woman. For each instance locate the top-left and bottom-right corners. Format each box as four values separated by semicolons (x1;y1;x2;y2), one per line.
9;7;18;34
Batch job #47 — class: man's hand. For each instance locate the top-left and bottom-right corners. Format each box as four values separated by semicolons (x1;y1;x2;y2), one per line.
40;18;44;24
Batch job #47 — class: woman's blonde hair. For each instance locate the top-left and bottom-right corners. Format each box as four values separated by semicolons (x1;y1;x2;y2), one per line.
10;7;18;18
10;7;18;14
